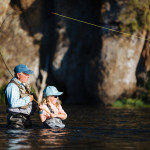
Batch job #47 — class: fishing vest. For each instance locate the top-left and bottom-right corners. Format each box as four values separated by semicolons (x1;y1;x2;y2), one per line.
5;79;32;109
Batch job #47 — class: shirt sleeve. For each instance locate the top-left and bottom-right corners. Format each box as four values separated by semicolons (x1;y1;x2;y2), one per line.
58;104;66;114
5;83;30;108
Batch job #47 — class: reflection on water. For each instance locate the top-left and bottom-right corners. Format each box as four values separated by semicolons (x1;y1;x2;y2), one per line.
4;129;69;149
38;129;69;149
6;130;31;149
0;105;150;149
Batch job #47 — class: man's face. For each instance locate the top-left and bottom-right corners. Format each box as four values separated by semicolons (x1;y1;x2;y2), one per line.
17;72;30;83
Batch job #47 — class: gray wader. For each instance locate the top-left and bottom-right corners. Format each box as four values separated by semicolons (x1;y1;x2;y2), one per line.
43;105;65;129
7;113;32;129
5;79;35;129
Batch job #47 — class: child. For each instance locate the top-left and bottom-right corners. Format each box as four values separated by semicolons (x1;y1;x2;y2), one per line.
39;86;67;128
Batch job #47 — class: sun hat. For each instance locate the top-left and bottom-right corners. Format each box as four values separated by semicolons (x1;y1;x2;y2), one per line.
43;86;63;97
14;64;33;74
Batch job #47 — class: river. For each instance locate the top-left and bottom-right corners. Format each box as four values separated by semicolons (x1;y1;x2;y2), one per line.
0;105;150;149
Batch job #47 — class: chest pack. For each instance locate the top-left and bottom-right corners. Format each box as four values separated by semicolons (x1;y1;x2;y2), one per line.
47;104;54;114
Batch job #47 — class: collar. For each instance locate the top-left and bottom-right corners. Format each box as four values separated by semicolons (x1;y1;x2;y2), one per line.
12;77;25;89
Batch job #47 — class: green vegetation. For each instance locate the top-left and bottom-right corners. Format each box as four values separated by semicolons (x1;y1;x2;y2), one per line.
0;85;6;105
119;0;150;33
112;98;150;108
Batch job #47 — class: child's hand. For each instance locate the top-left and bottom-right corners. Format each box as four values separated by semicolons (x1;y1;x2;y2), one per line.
50;113;56;118
39;105;45;110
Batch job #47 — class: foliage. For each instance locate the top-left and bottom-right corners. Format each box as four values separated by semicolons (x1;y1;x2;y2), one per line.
31;86;36;94
118;0;150;33
135;72;150;104
0;85;6;105
112;98;150;108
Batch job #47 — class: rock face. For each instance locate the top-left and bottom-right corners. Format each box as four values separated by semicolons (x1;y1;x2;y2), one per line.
0;0;42;84
99;34;146;104
0;0;147;104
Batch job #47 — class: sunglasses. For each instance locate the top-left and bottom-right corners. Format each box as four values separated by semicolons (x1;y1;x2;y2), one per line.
53;96;58;98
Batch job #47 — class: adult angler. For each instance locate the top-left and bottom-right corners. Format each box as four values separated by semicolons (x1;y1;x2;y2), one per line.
5;64;36;129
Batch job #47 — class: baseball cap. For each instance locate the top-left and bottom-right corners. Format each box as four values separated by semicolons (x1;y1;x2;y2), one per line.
14;64;33;74
43;86;63;97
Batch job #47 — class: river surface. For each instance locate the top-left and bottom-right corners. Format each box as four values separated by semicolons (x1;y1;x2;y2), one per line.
0;105;150;149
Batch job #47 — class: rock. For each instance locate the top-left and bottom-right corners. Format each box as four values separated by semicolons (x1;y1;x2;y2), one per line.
99;33;146;104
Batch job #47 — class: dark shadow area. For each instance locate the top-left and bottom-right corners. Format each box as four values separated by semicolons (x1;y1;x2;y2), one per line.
136;51;147;87
48;0;103;104
10;0;103;104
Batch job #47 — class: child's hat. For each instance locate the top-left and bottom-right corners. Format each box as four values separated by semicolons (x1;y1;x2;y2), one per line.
43;86;63;97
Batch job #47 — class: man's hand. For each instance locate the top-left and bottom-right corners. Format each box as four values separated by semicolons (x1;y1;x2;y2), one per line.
29;95;34;102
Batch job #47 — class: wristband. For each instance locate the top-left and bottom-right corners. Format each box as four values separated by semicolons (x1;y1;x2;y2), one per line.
39;110;43;114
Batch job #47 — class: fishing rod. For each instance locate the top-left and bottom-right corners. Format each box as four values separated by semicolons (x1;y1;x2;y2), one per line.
0;50;13;77
0;49;39;105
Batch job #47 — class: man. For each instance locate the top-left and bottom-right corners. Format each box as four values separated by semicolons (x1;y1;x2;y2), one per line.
5;64;36;129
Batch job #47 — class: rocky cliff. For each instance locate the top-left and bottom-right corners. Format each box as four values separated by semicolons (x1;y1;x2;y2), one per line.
0;0;148;104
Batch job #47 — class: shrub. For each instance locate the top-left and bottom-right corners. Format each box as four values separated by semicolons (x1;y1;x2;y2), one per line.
112;98;150;108
119;0;150;33
0;85;6;105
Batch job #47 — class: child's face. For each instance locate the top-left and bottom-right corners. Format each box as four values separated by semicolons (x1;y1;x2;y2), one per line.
47;96;58;105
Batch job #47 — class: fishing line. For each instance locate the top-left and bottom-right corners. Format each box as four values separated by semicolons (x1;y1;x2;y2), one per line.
51;12;150;42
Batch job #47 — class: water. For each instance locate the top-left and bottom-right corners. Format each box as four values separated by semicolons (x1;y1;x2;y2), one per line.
0;105;150;149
